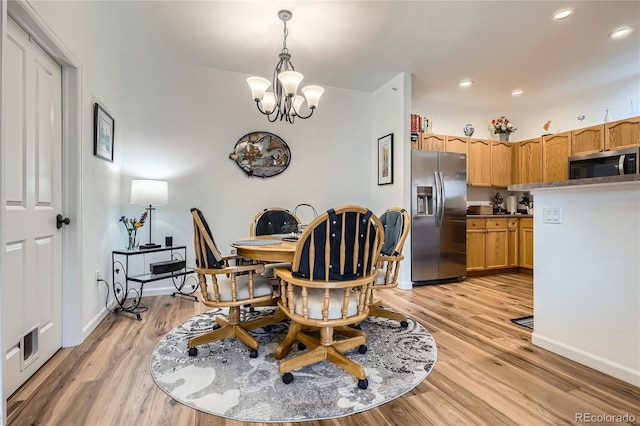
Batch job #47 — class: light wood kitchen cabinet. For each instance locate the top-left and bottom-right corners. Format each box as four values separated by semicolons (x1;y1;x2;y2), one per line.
543;132;571;182
468;138;491;186
446;136;468;154
519;218;534;269
420;134;446;151
491;141;512;187
508;217;519;267
513;138;542;184
605;116;640;150
466;219;486;271
485;218;509;269
572;124;604;155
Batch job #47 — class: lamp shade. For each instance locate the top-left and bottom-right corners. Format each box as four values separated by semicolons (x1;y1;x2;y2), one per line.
130;180;168;206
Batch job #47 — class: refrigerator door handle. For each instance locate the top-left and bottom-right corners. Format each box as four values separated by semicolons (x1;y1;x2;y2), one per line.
438;171;446;226
434;171;444;227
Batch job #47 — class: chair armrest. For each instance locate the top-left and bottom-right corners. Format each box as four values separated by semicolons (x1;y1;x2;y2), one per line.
198;262;266;276
378;254;404;263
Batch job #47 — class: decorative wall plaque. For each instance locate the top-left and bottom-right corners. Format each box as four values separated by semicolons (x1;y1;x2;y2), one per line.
229;132;291;178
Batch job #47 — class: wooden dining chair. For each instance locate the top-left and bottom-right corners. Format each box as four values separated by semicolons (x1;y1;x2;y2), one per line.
249;207;300;236
189;208;283;358
273;205;384;389
369;207;411;327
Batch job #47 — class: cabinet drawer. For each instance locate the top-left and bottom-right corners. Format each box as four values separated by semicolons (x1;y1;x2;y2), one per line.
507;218;519;228
467;218;486;229
486;218;508;229
521;218;533;228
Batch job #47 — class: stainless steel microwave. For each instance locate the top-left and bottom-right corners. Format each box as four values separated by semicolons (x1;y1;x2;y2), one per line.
569;148;639;179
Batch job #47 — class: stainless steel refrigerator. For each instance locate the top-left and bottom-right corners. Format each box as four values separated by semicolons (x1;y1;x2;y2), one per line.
411;150;467;284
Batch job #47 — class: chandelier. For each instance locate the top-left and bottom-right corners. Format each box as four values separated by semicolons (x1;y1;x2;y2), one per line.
246;10;324;124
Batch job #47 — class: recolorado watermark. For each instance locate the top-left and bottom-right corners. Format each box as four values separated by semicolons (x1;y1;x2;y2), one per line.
576;412;636;423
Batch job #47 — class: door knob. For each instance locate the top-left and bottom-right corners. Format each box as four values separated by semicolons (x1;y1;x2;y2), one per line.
56;214;70;229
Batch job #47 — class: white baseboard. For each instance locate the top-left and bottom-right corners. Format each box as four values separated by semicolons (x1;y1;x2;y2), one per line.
532;332;640;387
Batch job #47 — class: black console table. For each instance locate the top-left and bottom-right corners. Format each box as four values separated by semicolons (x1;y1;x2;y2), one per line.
111;245;197;320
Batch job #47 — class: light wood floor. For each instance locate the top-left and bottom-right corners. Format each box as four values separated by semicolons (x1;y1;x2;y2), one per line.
7;273;640;425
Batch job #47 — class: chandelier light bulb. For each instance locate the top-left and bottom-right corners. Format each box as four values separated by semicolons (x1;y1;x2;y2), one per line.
246;77;271;101
260;92;276;114
278;71;304;97
246;10;323;123
301;85;324;109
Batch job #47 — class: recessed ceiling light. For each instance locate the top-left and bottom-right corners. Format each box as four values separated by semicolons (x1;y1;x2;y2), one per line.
552;8;576;21
512;89;523;96
609;27;634;40
459;80;473;88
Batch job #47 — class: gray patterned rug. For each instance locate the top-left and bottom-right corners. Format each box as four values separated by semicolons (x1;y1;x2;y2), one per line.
150;308;437;423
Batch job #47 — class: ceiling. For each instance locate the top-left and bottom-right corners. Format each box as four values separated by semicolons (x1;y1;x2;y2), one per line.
91;1;639;111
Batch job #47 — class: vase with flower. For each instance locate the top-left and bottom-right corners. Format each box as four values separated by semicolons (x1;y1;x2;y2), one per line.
491;116;517;141
120;211;148;251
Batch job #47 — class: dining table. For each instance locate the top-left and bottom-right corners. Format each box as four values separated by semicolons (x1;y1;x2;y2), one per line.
231;235;298;263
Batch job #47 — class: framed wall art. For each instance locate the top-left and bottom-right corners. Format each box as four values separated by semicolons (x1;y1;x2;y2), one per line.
94;103;114;162
377;133;393;185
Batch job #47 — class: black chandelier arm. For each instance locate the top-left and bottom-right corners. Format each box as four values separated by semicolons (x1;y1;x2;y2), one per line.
291;106;315;120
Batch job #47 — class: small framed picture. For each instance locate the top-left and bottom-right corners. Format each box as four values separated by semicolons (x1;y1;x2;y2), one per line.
377;133;393;185
94;103;114;162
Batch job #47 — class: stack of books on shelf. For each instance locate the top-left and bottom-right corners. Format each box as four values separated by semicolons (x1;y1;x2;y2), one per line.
410;114;432;137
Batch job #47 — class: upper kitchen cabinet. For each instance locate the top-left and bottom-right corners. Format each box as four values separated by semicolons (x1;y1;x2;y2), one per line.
446;136;468;154
513;137;542;184
572;124;604;155
605;116;640;150
468;138;491;186
420;134;446;151
490;141;512;187
543;132;571;182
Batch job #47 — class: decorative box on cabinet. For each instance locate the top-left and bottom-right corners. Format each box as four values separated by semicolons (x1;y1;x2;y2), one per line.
572;124;604;155
605;116;640;150
543;132;571;182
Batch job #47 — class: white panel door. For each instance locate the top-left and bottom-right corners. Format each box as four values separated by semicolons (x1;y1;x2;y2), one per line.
2;17;63;397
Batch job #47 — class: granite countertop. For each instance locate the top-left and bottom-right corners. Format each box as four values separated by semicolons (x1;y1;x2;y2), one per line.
467;214;533;218
508;174;640;191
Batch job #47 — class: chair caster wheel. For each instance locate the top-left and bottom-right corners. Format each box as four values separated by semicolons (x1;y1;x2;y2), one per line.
188;347;198;357
249;349;258;358
297;342;307;351
400;320;409;328
358;344;368;354
358;379;368;389
282;373;294;384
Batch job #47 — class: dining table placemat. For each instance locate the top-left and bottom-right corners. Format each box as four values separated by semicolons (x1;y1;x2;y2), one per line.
231;239;283;246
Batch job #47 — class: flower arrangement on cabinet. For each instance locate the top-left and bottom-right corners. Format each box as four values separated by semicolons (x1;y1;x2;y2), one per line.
491;116;517;134
120;211;148;250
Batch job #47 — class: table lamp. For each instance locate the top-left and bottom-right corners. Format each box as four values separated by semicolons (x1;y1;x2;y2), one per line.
130;179;168;249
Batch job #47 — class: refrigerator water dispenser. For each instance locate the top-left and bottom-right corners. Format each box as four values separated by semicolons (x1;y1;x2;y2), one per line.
416;186;434;216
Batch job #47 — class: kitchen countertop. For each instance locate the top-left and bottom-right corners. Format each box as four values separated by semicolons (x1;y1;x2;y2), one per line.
508;174;640;191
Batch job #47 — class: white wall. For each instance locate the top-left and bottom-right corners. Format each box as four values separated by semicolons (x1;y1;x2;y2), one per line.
117;59;373;294
531;181;640;386
371;73;412;288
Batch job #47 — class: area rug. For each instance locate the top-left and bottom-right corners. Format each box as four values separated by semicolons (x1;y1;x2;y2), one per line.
150;308;437;423
511;315;534;329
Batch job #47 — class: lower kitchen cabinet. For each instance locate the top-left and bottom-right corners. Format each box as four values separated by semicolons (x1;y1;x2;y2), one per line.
485;218;509;269
466;216;531;272
519;217;534;269
466;218;486;271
